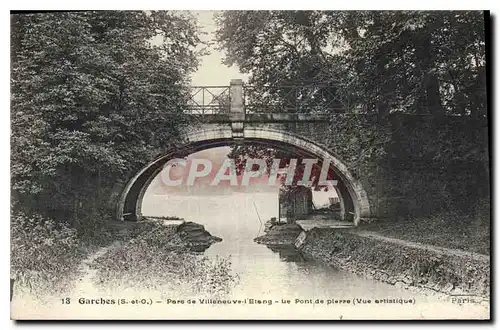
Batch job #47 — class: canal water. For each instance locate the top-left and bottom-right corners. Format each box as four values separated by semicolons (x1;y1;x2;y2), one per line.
142;191;417;300
139;191;489;319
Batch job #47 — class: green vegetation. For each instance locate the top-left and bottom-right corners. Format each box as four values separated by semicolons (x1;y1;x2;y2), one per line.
10;11;208;295
217;11;489;222
10;11;490;299
10;212;90;298
216;11;486;116
359;198;490;255
91;222;237;297
302;227;490;297
11;11;202;224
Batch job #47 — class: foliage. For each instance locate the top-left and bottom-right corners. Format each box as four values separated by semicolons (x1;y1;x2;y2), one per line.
10;211;87;297
217;11;488;213
216;11;344;86
361;197;490;255
325;115;392;168
304;227;489;296
227;144;337;192
389;116;489;164
216;11;486;116
328;11;487;116
11;11;202;225
92;223;238;297
73;210;121;246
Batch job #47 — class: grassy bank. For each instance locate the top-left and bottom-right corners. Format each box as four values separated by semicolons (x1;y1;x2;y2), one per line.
10;212;115;299
360;201;490;255
90;221;237;298
11;214;238;300
301;228;489;298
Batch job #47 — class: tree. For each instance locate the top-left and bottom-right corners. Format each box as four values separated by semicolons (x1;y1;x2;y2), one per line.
227;144;337;192
215;10;487;116
215;11;349;113
333;11;486;116
11;11;203;225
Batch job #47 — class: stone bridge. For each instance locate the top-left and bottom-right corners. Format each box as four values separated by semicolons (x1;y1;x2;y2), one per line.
115;79;489;226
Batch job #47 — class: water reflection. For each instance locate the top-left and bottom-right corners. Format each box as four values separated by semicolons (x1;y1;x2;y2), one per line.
265;244;308;263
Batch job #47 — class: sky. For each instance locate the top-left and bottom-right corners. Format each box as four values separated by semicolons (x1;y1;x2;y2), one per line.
189;11;250;86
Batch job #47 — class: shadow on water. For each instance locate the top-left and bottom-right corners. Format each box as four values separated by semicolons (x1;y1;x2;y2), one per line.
264;244;309;263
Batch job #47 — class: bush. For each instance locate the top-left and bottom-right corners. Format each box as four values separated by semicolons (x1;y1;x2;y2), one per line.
361;198;491;255
10;212;86;297
72;210;119;247
188;256;236;298
92;222;238;298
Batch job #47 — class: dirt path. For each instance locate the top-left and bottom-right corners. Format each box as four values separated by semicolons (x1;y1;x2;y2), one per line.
73;242;121;295
354;230;489;263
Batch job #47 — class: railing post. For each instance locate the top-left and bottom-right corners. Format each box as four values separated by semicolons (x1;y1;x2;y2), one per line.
229;79;245;140
230;79;244;114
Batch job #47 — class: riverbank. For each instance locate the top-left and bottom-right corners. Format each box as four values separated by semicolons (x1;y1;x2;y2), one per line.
11;217;234;303
255;221;489;299
88;220;235;297
254;224;302;246
358;207;490;255
300;228;489;299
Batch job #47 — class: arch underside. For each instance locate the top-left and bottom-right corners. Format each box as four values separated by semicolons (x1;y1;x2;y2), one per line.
117;126;371;226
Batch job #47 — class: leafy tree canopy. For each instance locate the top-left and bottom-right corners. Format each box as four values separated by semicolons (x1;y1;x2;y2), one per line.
11;11;203;221
215;11;486;116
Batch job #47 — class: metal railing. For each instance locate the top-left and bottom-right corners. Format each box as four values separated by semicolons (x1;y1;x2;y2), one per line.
161;84;348;115
162;84;483;116
243;85;347;114
184;86;231;114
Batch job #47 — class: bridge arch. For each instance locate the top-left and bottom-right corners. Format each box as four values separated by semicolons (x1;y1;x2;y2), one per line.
117;126;371;226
